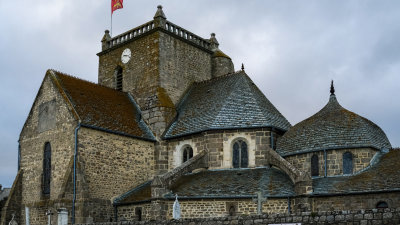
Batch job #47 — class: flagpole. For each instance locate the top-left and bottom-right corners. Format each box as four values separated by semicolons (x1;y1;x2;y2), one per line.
111;13;113;37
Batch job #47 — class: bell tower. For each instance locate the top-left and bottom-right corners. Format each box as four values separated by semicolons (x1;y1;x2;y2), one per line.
97;6;217;137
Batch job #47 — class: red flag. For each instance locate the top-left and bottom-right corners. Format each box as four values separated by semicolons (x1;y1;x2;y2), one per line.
111;0;123;14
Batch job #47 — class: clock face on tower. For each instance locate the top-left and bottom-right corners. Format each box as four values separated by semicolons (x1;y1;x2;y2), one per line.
121;48;131;64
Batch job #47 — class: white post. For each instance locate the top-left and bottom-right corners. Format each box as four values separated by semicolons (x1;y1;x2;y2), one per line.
57;208;68;225
25;207;29;225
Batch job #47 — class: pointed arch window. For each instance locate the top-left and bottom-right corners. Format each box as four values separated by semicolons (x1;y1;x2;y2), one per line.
311;154;319;177
115;67;123;91
42;142;51;195
232;140;248;168
182;146;193;163
343;152;353;175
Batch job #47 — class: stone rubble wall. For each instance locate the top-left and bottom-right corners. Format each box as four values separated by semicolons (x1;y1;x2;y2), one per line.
285;148;378;177
77;208;400;225
167;128;279;171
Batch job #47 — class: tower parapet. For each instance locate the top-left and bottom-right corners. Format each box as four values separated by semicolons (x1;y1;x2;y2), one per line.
100;6;212;52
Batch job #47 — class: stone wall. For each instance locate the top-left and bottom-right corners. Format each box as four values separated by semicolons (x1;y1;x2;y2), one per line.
19;74;77;203
166;128;280;170
78;127;155;200
118;203;152;221
0;171;22;225
312;192;400;212
165;199;288;219
158;31;212;105
98;29;213;137
284;148;377;177
77;208;400;225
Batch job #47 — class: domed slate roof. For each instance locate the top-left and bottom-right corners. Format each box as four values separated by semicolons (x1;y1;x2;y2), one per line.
276;85;391;156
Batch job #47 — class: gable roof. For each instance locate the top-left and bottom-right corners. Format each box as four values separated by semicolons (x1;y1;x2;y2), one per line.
50;70;155;141
163;71;291;139
312;148;400;195
276;94;391;156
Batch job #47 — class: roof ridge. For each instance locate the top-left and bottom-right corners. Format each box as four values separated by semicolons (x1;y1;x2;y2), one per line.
194;70;245;85
210;73;246;127
49;69;123;93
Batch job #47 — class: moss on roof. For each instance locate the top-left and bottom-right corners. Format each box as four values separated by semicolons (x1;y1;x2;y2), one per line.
52;70;155;140
277;94;391;156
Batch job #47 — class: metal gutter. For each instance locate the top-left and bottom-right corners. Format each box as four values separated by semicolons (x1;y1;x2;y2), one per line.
281;145;381;157
80;124;156;142
163;125;286;140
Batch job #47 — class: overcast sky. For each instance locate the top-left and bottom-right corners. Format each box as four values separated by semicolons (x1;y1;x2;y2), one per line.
0;1;399;187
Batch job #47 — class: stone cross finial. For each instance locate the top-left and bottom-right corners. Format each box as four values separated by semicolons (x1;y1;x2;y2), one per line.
252;191;267;215
330;80;335;95
241;63;245;71
9;213;18;225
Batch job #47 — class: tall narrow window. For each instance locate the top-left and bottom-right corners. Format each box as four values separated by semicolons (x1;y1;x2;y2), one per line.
115;67;123;91
232;140;248;168
311;154;319;177
42;142;51;195
182;146;193;163
343;152;353;175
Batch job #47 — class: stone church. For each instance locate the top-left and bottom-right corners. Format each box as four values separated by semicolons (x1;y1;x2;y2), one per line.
2;5;400;225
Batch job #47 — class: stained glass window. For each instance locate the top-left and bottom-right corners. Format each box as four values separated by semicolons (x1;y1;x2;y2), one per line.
311;154;319;177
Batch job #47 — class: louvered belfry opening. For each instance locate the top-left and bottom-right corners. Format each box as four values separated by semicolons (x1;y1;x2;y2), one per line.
42;142;51;195
233;140;248;168
116;67;123;91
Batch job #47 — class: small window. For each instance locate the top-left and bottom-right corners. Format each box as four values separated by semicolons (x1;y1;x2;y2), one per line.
182;146;193;163
42;142;51;195
343;152;353;175
135;207;142;221
376;201;388;209
229;205;236;216
115;67;123;91
232;140;248;168
311;154;319;177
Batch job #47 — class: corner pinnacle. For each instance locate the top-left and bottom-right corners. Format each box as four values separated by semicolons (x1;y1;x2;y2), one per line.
154;5;166;19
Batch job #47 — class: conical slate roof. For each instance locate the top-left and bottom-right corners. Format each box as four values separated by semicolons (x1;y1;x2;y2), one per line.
163;71;291;139
276;92;391;156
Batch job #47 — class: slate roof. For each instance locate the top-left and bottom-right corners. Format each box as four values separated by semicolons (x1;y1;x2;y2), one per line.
51;70;155;141
312;149;400;195
163;71;291;139
114;180;152;204
165;168;295;198
276;94;391;156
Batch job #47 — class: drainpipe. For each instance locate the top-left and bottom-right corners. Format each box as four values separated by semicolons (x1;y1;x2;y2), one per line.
324;149;327;177
114;205;118;222
72;123;81;224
